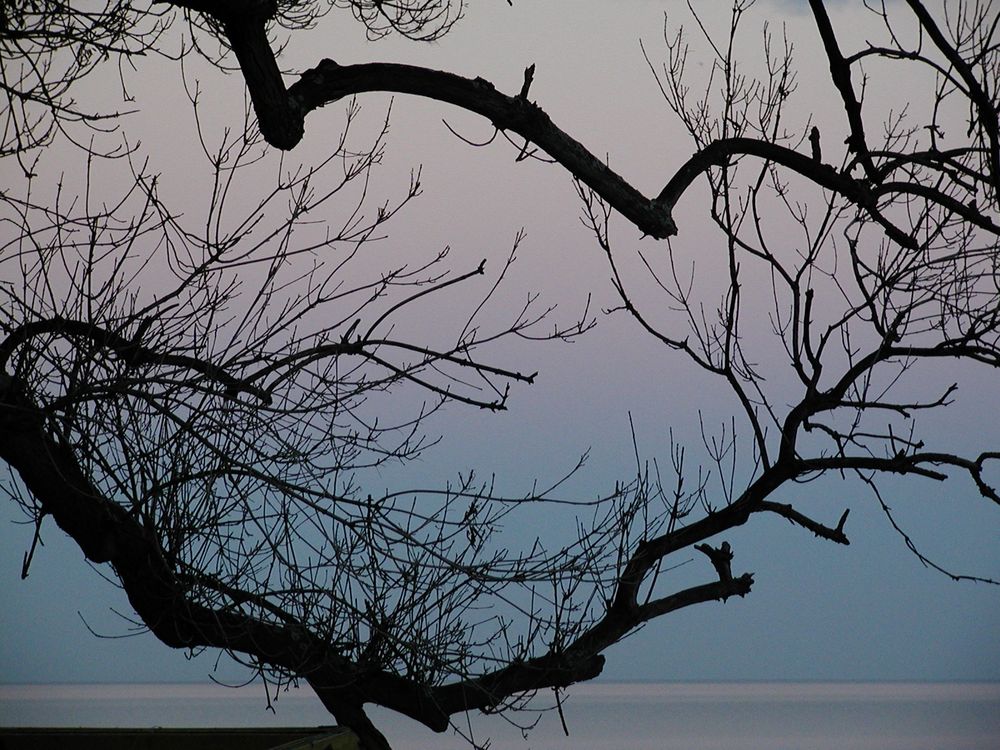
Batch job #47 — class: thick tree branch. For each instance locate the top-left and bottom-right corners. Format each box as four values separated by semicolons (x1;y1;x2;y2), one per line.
759;502;850;545
659;137;918;249
0;367;681;737
428;544;752;718
798;454;948;480
0;317;273;403
223;7;304;150
3;363;763;731
169;6;970;249
0;374;459;740
807;0;877;179
636;573;753;619
874;181;1000;235
287;60;677;239
781;342;1000;463
903;0;1000;200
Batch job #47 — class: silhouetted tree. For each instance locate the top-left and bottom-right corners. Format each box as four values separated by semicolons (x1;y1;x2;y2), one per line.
2;2;998;748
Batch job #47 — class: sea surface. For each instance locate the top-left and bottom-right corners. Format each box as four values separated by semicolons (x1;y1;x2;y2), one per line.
2;681;998;749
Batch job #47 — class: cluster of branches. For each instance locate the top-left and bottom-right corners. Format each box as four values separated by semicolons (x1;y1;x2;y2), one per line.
583;0;1000;580
0;0;466;166
0;97;612;746
2;1;999;749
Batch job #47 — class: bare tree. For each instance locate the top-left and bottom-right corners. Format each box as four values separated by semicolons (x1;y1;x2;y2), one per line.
2;1;999;749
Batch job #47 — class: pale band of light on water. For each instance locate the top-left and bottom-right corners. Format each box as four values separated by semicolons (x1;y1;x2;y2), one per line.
2;682;999;750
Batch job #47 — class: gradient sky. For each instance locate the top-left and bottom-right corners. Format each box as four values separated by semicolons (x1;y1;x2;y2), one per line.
1;0;997;691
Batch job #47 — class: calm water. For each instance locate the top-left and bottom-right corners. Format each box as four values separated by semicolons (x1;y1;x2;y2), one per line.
2;682;998;749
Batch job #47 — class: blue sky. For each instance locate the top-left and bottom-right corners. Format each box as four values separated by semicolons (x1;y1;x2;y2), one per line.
1;0;997;689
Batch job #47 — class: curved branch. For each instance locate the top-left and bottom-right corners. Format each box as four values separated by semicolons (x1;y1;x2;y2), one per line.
781;342;1000;459
0;374;454;737
0;371;759;737
903;0;1000;201
807;0;877;179
429;550;752;719
287;59;677;239
0;317;272;403
184;8;958;249
223;7;304;150
759;502;850;545
874;181;1000;235
658;137;918;249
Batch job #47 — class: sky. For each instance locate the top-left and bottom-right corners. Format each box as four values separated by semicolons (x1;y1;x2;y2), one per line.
1;0;997;695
